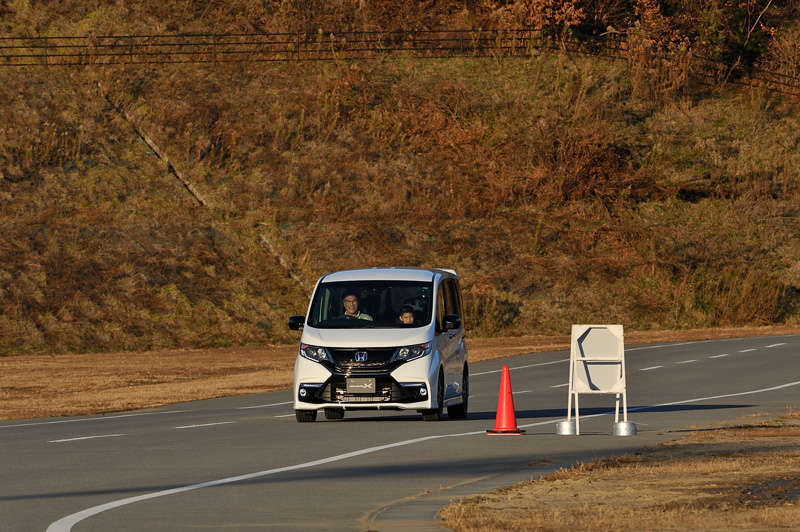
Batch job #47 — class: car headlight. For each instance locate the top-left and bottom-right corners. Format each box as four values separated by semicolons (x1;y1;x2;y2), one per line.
392;342;432;363
299;344;331;363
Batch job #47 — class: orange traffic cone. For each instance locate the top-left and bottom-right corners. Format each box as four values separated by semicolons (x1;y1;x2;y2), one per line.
486;365;525;435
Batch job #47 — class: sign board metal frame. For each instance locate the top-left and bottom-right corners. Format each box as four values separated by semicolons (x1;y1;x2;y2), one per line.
566;324;628;435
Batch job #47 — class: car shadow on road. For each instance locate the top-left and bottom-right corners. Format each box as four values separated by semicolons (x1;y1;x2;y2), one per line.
469;403;755;422
320;403;754;423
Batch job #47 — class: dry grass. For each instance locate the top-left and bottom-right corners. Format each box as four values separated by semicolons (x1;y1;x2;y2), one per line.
2;4;799;528
441;411;800;531
3;38;800;356
0;346;296;420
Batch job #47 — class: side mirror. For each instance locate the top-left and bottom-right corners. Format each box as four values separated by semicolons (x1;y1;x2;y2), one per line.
288;315;305;331
443;314;461;331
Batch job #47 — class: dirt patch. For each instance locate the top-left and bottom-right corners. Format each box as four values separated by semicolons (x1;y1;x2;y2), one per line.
0;346;297;419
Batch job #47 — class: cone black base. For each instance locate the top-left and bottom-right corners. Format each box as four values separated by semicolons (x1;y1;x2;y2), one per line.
486;428;525;435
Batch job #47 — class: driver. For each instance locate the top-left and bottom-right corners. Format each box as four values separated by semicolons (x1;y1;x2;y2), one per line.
342;292;373;321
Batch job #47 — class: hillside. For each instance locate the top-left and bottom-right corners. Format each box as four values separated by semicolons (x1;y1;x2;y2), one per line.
1;1;799;355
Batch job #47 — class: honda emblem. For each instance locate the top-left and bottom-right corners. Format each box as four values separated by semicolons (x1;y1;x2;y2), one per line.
354;351;368;362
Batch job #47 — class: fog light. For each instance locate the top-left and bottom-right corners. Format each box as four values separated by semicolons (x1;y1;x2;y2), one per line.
299;388;308;397
419;388;427;396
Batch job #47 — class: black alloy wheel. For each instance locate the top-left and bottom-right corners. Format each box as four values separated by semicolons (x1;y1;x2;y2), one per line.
324;408;345;420
296;410;317;422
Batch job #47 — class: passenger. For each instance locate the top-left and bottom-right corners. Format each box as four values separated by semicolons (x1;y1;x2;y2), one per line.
397;305;415;325
342;292;373;321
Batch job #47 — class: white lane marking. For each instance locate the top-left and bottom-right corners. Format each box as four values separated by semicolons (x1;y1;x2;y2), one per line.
473;340;718;378
472;337;796;378
48;434;124;443
625;340;708;352
625;380;800;411
676;360;697;364
46;432;479;532
0;411;188;429
624;335;796;353
237;401;293;410
274;414;296;418
709;354;730;358
48;379;800;532
512;390;533;395
765;343;786;348
473;358;568;376
551;383;569;388
640;366;663;371
174;422;235;429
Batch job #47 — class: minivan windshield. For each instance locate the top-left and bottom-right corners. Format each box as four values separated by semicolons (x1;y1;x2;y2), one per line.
307;280;433;328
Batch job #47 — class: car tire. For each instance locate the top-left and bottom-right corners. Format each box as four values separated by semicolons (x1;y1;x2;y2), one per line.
447;365;469;419
422;370;444;422
324;408;345;420
295;410;317;423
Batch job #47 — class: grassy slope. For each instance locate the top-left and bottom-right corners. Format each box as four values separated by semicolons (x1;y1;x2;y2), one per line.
1;2;799;355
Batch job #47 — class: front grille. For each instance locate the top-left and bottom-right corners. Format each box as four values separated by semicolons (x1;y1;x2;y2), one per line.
333;364;400;375
334;389;393;402
330;377;404;403
328;347;398;373
329;347;395;363
300;378;426;405
336;360;387;369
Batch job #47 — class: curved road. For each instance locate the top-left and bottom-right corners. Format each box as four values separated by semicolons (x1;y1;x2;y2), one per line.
1;335;798;531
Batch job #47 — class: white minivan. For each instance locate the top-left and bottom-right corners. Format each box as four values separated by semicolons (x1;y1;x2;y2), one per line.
287;267;469;422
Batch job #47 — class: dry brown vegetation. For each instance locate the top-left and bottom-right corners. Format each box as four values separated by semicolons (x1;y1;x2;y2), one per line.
1;1;799;357
2;5;800;529
441;409;800;531
0;345;296;419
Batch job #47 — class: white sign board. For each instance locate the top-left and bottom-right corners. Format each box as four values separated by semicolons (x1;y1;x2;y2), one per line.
572;324;626;393
565;324;629;435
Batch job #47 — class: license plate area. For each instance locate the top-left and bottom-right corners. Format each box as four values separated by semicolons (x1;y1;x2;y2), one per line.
346;377;376;394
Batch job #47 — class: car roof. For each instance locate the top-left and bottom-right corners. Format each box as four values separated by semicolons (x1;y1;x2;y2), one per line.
318;267;458;283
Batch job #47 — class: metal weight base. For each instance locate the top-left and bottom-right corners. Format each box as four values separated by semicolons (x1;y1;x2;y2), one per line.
555;419;577;435
613;421;637;436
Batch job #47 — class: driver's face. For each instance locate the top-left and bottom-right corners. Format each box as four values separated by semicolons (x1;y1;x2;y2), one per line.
343;296;359;315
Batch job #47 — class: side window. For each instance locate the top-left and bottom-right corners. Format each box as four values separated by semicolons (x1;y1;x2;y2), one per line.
452;279;464;320
443;279;458;319
435;282;446;334
436;278;462;333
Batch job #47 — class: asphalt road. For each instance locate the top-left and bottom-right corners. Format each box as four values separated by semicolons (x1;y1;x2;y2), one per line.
1;335;799;531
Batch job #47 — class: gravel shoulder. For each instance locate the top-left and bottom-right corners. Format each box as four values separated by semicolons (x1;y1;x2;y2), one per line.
440;412;800;530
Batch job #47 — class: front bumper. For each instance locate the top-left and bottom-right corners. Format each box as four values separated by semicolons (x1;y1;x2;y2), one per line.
293;352;437;411
297;378;429;406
